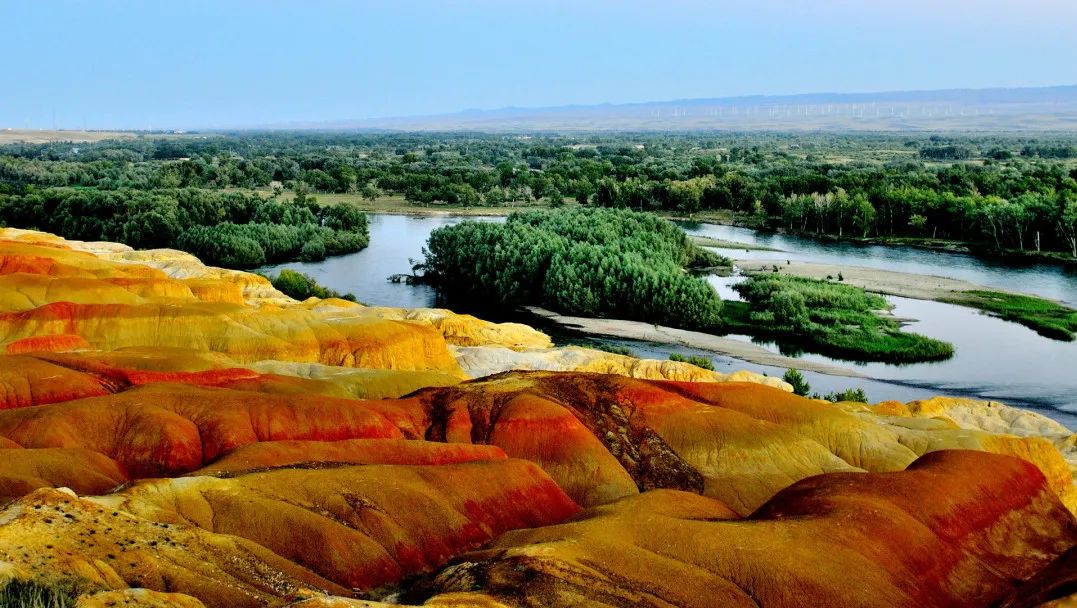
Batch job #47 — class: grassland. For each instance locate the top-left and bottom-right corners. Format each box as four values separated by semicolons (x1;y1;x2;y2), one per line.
0;580;76;608
945;290;1077;341
725;274;954;363
745;260;1077;341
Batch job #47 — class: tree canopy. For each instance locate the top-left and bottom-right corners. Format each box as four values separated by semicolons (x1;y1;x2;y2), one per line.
418;208;727;330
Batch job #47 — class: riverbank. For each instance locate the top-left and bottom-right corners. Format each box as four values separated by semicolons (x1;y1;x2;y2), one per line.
690;235;781;251
849;235;1077;267
738;259;1077;340
736;259;990;301
523;306;866;378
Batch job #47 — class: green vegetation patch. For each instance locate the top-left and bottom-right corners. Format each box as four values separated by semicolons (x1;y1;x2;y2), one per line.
263;269;357;302
668;353;715;370
418;208;729;330
589;342;637;357
782;368;812;396
0;580;77;608
947;290;1077;341
729;274;953;363
0;187;369;269
782;367;869;402
821;387;869;403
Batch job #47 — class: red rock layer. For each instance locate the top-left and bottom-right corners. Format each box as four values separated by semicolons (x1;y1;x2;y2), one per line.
0;383;423;477
0;447;128;502
192;438;507;476
1;371;1072;517
0;354;112;409
410;451;1076;608
99;460;580;592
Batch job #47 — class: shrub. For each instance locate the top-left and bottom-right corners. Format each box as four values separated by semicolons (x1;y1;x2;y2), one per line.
822;387;869;403
0;580;77;608
299;237;327;262
669;353;715;371
769;290;808;325
266;269;356;301
783;368;811;396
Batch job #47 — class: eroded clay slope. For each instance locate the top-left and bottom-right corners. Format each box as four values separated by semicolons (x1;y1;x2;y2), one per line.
408;451;1076;608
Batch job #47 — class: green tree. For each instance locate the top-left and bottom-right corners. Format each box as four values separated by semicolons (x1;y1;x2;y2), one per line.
1059;192;1077;258
783;368;811;396
851;194;876;237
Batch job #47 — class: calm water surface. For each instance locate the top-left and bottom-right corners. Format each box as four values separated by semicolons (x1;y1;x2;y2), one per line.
265;214;1077;428
680;221;1077;306
260;214;503;308
712;275;1077;427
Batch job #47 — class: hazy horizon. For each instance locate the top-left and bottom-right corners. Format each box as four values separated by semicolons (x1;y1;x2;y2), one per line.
4;0;1077;130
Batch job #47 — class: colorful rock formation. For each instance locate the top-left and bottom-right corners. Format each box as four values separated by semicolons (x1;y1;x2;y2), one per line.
409;451;1075;608
0;228;1074;607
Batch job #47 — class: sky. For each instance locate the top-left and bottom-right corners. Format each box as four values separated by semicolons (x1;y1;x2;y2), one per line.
2;0;1076;130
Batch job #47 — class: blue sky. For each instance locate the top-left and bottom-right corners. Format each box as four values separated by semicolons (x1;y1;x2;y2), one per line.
3;0;1076;129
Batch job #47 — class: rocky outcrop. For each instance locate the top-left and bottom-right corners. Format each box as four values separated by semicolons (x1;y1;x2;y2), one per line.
0;383;418;477
76;589;209;608
0;227;785;386
0;488;351;607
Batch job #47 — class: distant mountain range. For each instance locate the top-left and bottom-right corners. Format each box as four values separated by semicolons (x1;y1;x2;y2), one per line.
276;85;1077;132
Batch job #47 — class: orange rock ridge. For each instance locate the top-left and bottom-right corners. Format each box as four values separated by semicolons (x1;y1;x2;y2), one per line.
409;451;1075;608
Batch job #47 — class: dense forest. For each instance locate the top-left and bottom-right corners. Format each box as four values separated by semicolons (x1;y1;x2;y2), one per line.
418;208;727;329
0;187;368;268
1;131;1076;260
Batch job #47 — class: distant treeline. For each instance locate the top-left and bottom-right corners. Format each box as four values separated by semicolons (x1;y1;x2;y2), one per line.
1;132;1076;258
0;188;368;268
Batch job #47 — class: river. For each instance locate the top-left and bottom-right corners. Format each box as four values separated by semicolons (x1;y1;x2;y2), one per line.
679;221;1077;305
261;213;1077;428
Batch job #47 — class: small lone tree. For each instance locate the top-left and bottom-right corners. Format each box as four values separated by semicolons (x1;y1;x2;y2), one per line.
782;368;811;396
